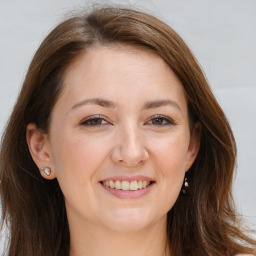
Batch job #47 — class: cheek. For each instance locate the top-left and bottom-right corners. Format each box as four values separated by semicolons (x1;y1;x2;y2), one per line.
150;132;190;175
49;133;111;214
51;133;109;180
148;133;189;208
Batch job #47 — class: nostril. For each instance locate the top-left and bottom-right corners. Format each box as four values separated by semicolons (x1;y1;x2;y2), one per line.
110;140;149;167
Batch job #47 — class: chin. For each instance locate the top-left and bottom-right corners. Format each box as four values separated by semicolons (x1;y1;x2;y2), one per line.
102;207;163;232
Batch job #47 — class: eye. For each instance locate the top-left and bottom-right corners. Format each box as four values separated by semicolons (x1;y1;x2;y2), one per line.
80;115;109;127
145;115;174;126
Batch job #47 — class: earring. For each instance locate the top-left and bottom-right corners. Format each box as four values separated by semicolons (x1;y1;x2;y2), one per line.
40;167;51;176
181;177;189;195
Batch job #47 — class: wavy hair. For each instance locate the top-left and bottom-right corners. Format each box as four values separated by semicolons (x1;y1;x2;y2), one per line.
0;6;255;256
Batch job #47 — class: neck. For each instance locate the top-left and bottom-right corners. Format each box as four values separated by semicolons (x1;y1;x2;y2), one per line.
69;215;171;256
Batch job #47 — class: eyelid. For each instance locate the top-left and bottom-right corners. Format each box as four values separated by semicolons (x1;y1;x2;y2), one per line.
145;115;175;126
80;115;111;126
79;114;175;127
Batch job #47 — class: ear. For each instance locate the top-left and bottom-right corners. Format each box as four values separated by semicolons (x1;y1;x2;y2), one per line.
185;122;201;171
26;123;56;180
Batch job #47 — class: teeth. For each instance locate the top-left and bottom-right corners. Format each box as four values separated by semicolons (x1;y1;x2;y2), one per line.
138;180;143;189
115;180;122;190
109;180;115;189
102;180;151;190
129;181;138;191
142;181;148;188
122;181;130;190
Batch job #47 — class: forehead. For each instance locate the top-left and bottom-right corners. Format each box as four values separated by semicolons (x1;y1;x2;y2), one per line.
57;45;187;112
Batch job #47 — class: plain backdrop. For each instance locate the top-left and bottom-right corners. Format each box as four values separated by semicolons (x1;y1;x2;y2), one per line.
0;0;255;250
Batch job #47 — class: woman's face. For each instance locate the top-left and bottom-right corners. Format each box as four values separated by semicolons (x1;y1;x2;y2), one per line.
38;45;199;232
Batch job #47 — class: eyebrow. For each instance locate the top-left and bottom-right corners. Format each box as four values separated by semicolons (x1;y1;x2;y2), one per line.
71;98;181;112
71;98;118;110
142;99;181;111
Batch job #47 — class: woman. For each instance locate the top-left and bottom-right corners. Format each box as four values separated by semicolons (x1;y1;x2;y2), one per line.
0;6;255;256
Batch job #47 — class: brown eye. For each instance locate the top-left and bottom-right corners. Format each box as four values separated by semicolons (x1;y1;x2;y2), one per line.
152;118;164;125
146;115;174;126
80;116;108;126
88;118;103;125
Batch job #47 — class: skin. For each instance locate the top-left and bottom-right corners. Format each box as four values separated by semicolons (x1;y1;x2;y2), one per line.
27;45;200;256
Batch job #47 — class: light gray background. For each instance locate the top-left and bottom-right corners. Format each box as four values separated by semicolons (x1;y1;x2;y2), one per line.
0;0;255;250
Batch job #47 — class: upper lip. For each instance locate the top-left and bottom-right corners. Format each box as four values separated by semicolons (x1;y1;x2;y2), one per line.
100;175;155;182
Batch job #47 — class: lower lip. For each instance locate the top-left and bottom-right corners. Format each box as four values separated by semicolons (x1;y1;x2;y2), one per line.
100;182;155;199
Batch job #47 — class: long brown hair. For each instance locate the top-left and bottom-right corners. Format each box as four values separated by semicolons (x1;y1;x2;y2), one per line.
0;6;255;256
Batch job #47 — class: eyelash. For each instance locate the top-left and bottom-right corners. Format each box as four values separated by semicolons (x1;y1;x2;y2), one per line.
145;115;175;126
80;115;110;127
80;115;175;127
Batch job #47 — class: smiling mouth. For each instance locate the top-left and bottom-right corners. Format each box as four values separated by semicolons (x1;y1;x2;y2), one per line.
101;180;154;191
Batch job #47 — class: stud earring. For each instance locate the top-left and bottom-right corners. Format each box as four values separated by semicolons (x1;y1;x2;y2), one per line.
181;177;189;195
40;167;51;176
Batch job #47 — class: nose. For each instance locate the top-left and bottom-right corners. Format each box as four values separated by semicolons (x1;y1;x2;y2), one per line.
110;123;149;167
